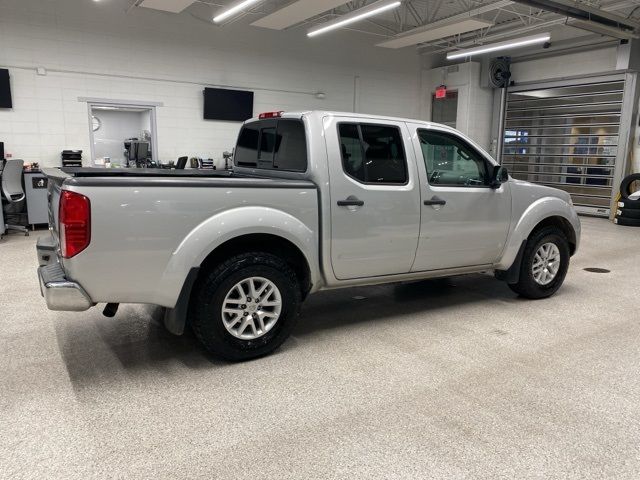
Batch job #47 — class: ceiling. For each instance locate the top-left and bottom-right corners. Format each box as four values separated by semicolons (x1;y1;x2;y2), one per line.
133;0;640;55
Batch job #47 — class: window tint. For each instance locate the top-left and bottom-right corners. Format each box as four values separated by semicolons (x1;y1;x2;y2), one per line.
258;127;276;166
273;120;307;172
338;123;407;184
418;130;489;187
234;119;307;172
235;122;259;167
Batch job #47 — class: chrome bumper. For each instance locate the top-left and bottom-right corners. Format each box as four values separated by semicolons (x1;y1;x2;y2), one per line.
37;261;93;312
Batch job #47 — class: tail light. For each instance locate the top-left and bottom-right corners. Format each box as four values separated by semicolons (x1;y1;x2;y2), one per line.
59;190;91;258
259;111;284;119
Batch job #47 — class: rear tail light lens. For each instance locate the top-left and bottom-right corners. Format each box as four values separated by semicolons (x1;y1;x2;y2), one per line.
259;111;284;119
59;190;91;258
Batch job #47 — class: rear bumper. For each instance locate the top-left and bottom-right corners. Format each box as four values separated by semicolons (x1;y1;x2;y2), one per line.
36;235;57;266
37;236;93;311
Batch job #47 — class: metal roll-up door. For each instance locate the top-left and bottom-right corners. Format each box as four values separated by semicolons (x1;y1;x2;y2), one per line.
502;80;624;216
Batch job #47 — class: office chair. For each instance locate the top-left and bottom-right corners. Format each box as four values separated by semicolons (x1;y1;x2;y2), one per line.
1;159;29;236
175;156;188;170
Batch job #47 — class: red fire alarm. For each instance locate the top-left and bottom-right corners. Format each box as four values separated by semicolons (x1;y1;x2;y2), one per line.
435;85;447;99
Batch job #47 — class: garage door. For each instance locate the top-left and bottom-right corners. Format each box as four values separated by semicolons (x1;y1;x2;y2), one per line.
502;80;624;216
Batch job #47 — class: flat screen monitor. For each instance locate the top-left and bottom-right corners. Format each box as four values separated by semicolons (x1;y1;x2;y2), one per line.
136;142;149;161
204;88;253;122
0;69;12;109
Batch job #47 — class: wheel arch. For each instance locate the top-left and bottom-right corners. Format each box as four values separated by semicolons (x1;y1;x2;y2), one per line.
198;233;313;299
530;215;577;255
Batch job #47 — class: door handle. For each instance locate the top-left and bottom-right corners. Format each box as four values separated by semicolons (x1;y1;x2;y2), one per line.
424;195;446;206
337;195;365;207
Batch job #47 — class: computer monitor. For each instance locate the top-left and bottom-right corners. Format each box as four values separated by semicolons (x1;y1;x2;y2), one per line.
136;142;149;162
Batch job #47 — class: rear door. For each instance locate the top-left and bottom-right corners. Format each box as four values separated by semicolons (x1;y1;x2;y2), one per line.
408;123;512;271
324;116;421;280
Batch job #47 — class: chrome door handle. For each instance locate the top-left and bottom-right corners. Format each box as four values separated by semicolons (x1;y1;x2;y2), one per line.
337;195;364;207
424;195;446;206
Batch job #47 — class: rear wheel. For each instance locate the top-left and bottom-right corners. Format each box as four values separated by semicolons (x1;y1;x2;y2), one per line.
508;227;570;299
190;252;301;361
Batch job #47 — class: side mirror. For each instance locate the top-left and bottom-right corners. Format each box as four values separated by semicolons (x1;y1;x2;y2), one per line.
490;166;509;189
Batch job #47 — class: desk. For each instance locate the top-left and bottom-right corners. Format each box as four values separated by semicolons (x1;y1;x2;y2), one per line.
24;171;49;227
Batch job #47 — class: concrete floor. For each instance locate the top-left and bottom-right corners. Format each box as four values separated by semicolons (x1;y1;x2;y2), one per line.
1;217;639;479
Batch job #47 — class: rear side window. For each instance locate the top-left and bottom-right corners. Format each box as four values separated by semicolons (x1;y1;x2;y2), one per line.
338;123;407;184
234;119;307;172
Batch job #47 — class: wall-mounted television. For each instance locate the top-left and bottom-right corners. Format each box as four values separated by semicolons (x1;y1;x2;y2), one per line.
0;69;12;109
203;87;253;122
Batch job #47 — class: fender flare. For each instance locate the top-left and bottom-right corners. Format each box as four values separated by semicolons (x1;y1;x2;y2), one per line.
156;206;318;312
497;196;579;272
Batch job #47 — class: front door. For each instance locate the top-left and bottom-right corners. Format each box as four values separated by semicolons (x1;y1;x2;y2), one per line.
325;116;421;280
408;124;512;271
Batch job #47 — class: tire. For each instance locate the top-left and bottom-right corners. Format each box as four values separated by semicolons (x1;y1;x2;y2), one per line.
508;226;570;299
616;208;640;219
614;216;640;227
619;173;640;200
618;199;640;210
190;252;301;361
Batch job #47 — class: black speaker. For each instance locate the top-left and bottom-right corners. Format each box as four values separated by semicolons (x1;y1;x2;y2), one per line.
0;142;4;160
0;69;12;109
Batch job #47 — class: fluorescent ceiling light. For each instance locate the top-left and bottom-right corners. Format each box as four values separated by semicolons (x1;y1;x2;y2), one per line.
567;19;638;40
214;0;262;23
377;18;493;49
307;0;402;38
446;32;550;60
252;0;350;30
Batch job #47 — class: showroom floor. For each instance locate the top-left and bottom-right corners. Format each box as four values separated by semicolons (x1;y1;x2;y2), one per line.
1;216;639;479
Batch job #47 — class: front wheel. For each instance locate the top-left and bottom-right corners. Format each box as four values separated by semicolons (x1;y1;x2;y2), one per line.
508;227;570;299
190;252;301;361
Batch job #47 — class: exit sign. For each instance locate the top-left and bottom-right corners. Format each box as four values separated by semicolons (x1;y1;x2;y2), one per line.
435;85;447;99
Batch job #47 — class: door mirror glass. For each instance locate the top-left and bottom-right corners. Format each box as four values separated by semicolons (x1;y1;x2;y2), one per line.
491;166;509;188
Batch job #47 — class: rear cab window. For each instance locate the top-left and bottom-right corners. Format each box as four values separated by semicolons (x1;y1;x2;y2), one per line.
234;119;308;172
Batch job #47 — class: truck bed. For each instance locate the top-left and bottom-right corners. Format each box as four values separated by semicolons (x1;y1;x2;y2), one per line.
47;167;316;189
41;166;319;308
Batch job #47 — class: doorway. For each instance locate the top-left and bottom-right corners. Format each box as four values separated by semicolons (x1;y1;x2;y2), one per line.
432;90;458;128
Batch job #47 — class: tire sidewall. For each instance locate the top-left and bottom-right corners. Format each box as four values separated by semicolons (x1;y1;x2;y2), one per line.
191;254;300;360
616;208;640;219
618;200;640;210
521;230;570;297
619;173;640;200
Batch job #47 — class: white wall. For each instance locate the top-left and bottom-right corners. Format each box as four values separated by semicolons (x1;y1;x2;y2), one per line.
422;62;494;150
0;0;421;167
509;46;618;84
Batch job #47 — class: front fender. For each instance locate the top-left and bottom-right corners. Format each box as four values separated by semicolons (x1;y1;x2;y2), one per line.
155;206;318;308
497;196;580;270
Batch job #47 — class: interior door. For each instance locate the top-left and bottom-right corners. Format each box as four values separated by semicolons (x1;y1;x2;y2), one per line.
325;116;421;280
408;124;512;272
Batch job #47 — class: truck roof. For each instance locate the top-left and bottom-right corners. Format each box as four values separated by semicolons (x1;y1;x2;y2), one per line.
248;110;455;133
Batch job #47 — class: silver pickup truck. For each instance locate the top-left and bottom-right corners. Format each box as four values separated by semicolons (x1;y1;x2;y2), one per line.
37;110;580;360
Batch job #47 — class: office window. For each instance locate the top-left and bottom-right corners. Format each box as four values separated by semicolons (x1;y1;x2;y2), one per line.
338;123;407;184
235;120;307;172
418;129;489;187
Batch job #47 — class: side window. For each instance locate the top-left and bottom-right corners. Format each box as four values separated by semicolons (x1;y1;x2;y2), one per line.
418;129;489;187
235;119;307;172
235;122;259;167
338;123;407;184
273;120;307;172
